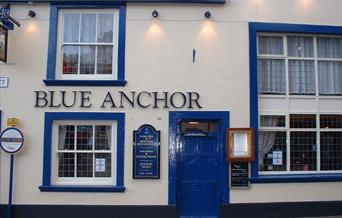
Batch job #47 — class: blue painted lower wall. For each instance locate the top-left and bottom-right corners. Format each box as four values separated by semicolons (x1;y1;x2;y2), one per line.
1;202;341;218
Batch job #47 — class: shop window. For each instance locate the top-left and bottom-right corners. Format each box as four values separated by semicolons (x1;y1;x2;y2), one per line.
55;122;114;184
250;23;342;181
259;131;287;172
39;112;125;192
44;4;126;86
259;114;342;173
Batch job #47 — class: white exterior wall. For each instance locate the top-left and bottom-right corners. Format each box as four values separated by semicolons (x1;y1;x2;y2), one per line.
0;0;341;205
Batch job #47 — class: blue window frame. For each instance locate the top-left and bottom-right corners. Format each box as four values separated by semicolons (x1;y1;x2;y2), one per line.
43;3;126;87
249;22;342;183
39;112;125;192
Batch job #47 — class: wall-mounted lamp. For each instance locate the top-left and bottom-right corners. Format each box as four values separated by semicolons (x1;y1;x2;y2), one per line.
152;10;159;18
28;10;36;18
204;11;211;19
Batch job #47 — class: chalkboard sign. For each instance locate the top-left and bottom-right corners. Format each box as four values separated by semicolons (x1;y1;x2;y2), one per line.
230;162;250;188
133;124;160;179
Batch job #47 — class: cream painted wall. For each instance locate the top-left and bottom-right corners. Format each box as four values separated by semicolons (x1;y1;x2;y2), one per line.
0;0;341;205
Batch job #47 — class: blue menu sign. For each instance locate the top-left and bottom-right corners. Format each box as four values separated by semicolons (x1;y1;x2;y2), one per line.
133;124;160;179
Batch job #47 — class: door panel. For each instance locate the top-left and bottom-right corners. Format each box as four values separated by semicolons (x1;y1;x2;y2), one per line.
178;122;220;218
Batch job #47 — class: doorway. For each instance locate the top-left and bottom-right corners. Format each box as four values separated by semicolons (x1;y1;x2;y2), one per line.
168;111;229;218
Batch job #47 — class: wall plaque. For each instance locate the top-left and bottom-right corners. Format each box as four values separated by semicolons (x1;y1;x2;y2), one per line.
133;124;160;179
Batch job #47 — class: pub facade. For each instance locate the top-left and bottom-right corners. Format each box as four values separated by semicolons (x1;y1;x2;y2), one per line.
0;0;341;217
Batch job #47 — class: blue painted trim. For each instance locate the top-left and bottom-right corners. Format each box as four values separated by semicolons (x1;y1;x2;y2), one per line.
7;0;225;4
43;80;127;86
249;22;342;180
8;155;14;218
41;112;125;192
168;111;229;206
46;4;58;81
39;185;126;192
250;174;342;183
249;22;342;35
249;23;259;178
118;6;126;81
45;3;127;87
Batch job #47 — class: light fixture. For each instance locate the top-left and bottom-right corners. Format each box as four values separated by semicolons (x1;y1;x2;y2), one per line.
28;10;36;18
152;10;159;18
204;11;211;18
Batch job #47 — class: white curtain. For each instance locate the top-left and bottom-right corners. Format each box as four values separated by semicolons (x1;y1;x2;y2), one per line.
80;13;96;43
259;131;276;170
258;59;286;94
105;126;111;150
317;37;342;59
58;125;67;150
287;36;314;57
258;36;283;55
97;13;114;43
289;60;315;94
63;13;79;43
319;61;342;95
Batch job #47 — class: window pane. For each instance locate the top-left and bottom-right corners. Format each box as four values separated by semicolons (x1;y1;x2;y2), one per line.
95;125;111;150
63;13;79;43
290;132;317;171
77;125;93;150
258;59;286;94
77;153;93;177
97;46;113;75
58;153;75;177
320;115;342;129
260;115;285;127
289;60;315;95
79;46;95;74
97;13;114;43
58;125;75;150
80;13;96;43
259;131;287;171
317;37;342;58
95;153;111;177
258;36;283;55
320;132;342;171
290;114;316;128
181;121;218;133
62;46;79;74
318;61;342;95
287;36;314;57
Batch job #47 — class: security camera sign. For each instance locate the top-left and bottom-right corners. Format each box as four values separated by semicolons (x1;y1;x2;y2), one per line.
0;128;24;154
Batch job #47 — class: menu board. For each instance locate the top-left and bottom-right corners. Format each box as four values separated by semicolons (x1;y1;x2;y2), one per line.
133;125;160;179
230;162;249;188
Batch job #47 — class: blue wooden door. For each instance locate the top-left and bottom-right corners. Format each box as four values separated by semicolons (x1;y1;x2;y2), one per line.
177;121;220;218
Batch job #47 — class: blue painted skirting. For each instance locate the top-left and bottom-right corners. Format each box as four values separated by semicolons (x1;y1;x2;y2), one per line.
6;0;225;4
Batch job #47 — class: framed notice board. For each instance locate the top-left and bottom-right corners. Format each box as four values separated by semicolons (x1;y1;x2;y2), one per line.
230;162;250;188
227;128;255;162
133;124;160;179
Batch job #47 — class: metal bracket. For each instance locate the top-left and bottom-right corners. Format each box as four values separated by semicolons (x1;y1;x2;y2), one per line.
0;4;20;30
